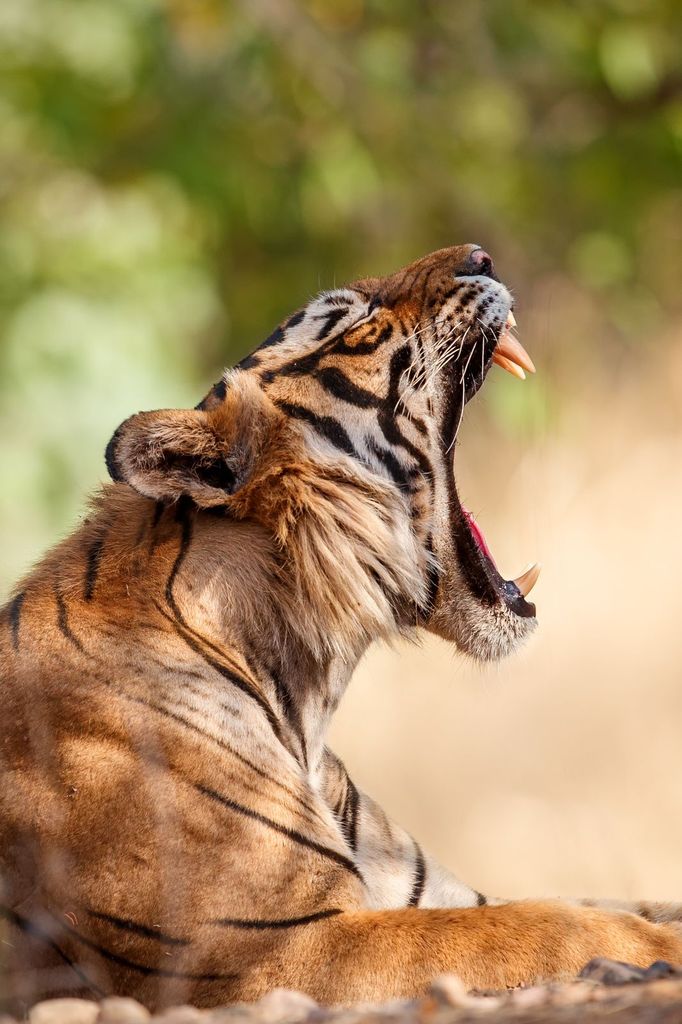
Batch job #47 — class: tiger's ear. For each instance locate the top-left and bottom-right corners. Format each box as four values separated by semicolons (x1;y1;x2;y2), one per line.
105;373;279;507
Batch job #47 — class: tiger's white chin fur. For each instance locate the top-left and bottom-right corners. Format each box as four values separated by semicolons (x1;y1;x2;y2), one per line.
432;585;538;662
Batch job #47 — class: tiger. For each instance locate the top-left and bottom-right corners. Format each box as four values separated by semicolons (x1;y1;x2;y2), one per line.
2;243;682;1016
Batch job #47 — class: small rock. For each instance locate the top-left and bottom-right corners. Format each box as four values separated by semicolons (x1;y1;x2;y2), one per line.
423;975;502;1013
29;999;99;1024
426;974;469;1007
547;982;595;1006
643;960;682;980
253;989;317;1024
579;958;648;985
152;1008;206;1023
98;997;151;1023
508;985;551;1008
205;1009;257;1024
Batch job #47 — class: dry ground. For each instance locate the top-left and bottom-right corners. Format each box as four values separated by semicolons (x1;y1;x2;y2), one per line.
12;962;682;1023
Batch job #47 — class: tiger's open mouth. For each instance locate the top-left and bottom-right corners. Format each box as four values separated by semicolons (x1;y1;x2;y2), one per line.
453;312;540;620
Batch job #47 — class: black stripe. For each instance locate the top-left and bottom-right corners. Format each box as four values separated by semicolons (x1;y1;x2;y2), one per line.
404;413;428;436
123;692;327;828
88;909;190;947
238;353;260;370
0;904;106;998
260;349;321;384
429;281;469;306
387;341;411;396
315;307;348;340
315;367;380;408
260;315;386;387
83;533;106;602
342;775;360;853
58;916;236;982
195;377;228;410
376;343;434;477
334;321;394;355
407;840;426;907
286;309;305;329
158;604;284;743
366;438;415;491
155;598;248;676
275;401;359;459
271;669;308;769
8;591;25;651
259;325;284;349
377;409;432;477
271;669;297;728
386;266;421;308
476;891;488;906
418;265;440;311
194;781;362;879
211;908;342;930
55;588;86;654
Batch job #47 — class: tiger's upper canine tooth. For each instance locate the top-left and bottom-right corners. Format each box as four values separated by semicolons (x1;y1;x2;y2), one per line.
495;332;536;375
492;353;526;380
506;310;517;329
513;563;541;597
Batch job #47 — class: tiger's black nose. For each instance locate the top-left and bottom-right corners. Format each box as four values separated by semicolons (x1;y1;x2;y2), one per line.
467;247;496;278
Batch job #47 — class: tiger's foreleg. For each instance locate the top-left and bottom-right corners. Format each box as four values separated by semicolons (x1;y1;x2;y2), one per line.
264;900;682;1003
319;753;682;938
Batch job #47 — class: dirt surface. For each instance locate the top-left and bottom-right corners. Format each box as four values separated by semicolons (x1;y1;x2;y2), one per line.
9;961;682;1024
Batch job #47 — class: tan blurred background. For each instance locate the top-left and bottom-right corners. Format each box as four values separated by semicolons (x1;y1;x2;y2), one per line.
1;1;681;901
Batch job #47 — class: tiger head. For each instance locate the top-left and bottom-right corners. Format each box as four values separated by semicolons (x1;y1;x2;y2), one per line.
107;244;538;664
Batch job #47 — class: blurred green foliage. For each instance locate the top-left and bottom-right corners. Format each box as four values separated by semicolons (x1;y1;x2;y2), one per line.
1;0;681;589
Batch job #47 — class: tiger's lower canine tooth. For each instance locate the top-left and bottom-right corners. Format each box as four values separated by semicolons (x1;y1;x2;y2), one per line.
513;563;541;597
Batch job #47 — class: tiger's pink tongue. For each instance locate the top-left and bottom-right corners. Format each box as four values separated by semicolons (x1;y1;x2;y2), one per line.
462;508;540;597
463;508;495;564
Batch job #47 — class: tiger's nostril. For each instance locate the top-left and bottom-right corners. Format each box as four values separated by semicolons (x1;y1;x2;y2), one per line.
469;248;495;277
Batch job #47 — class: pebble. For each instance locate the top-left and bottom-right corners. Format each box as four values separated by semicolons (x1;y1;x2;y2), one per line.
205;1010;257;1024
580;958;651;985
152;1008;207;1023
426;975;469;1008
506;985;551;1008
98;997;151;1023
423;975;501;1014
252;989;318;1024
29;1000;99;1024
